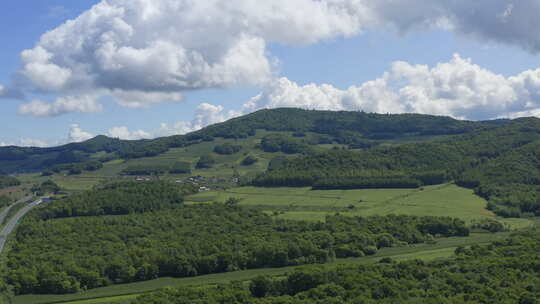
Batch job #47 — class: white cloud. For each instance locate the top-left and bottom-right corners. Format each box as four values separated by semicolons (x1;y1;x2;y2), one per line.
0;138;52;148
156;103;240;136
106;126;151;140
242;54;540;120
14;0;540;116
121;54;540;138
367;0;540;53
18;95;103;117
8;53;540;148
111;90;183;108
507;109;540;119
68;124;94;143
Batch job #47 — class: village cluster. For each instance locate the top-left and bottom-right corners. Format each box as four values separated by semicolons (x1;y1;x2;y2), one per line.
133;175;240;192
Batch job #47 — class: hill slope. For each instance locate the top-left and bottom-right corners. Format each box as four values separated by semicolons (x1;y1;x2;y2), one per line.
254;117;540;217
0;108;507;173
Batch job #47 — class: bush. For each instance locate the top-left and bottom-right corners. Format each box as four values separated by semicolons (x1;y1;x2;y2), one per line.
196;155;216;169
471;218;506;232
241;156;258;166
260;135;311;154
213;143;242;155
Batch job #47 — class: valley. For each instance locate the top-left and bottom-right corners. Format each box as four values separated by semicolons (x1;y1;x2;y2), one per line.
0;109;539;303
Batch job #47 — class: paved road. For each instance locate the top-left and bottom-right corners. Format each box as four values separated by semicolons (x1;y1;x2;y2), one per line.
0;197;40;254
0;196;32;226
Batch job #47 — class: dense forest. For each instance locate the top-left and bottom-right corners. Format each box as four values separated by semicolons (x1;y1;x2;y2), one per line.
260;135;312;154
129;230;540;304
0;109;510;173
254;118;540;218
7;197;469;294
33;181;195;219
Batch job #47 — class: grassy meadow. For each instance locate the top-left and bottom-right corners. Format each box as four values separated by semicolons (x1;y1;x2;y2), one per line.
186;184;533;229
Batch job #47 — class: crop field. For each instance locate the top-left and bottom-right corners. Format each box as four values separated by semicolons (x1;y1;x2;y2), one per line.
186;184;533;228
13;232;512;304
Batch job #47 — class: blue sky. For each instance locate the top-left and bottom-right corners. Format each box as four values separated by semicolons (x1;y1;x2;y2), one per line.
1;0;540;146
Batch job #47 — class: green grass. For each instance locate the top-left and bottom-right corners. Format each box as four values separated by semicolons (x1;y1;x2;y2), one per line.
14;232;511;304
186;184;533;228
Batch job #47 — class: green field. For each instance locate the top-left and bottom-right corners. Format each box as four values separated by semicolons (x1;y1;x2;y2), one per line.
13;131;304;192
13;232;512;304
186;184;533;229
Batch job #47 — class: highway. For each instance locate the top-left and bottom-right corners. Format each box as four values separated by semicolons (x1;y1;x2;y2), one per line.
0;196;31;226
0;197;40;254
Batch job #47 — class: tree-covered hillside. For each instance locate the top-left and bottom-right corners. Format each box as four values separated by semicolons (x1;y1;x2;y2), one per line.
253;118;540;218
0;109;509;173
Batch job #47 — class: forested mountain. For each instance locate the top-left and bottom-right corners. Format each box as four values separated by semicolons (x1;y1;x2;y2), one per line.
0;109;509;173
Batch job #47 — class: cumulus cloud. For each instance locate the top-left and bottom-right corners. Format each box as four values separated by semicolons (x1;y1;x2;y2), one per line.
18;95;103;117
13;0;540;116
156;103;240;136
9;53;540;147
125;54;540;137
366;0;540;53
243;54;540;120
68;124;95;143
106;126;151;140
0;138;52;148
111;90;183;108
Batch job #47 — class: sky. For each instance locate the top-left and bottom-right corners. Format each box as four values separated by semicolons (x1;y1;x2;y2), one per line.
1;0;540;147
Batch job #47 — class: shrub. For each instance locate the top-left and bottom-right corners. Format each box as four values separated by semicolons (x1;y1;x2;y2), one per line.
241;156;258;166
